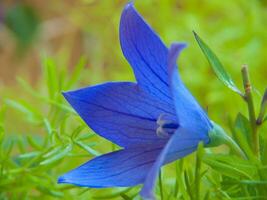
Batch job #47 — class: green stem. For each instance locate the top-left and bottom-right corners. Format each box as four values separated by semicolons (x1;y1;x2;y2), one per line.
184;170;194;200
194;143;203;200
159;170;164;200
241;65;259;158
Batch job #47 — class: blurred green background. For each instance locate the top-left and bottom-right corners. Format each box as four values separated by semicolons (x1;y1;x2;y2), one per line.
0;0;267;199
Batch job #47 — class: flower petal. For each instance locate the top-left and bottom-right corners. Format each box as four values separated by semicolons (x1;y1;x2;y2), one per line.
58;147;163;187
140;128;209;199
135;43;212;199
120;3;174;106
168;43;212;135
63;82;176;148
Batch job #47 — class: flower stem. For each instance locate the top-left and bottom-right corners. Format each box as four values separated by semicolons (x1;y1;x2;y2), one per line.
241;65;259;158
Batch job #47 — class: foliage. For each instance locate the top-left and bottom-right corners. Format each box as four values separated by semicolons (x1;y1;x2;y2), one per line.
4;3;40;50
1;0;267;199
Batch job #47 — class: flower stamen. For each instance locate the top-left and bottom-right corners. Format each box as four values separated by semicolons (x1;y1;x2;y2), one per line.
156;114;179;138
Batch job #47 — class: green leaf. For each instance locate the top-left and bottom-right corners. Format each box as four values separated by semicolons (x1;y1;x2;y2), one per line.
17;151;40;159
158;170;164;200
40;144;72;165
71;125;87;139
16;77;40;98
222;180;267;185
184;170;194;200
174;160;188;199
5;99;42;123
203;191;210;200
256;88;267;124
16;151;40;163
204;158;248;179
0;106;5;147
36;185;64;198
43;146;62;158
193;31;242;96
4;4;40;50
26;135;42;150
0;127;4;146
16;136;27;153
43;118;53;136
75;141;100;156
194;143;204;200
47;99;75;113
76;132;95;141
65;56;87;90
120;193;132;200
92;188;133;199
0;105;6;124
203;154;255;179
3;139;14;157
261;137;267;165
43;57;59;99
233;113;255;161
235;113;251;142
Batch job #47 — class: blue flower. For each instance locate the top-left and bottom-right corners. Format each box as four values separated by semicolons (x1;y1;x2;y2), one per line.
58;3;213;199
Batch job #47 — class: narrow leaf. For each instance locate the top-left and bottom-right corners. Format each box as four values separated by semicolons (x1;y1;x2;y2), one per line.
43;146;62;158
75;141;100;156
43;118;53;136
194;142;204;200
193;31;242;95
27;135;42;150
204;158;251;179
43;57;59;99
120;193;132;200
184;170;194;200
17;151;40;159
92;188;133;199
5;99;42;123
257;88;267;124
233;113;257;162
65;56;87;89
203;154;254;179
40;144;72;165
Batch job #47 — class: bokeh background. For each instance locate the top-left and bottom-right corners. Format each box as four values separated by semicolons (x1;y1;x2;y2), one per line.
0;0;267;199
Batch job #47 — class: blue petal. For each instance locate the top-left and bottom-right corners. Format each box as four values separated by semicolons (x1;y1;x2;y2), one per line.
63;82;176;148
140;128;209;199
168;43;212;135
120;3;174;107
58;147;163;187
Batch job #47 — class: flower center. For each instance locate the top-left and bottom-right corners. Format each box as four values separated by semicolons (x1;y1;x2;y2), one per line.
156;114;179;138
